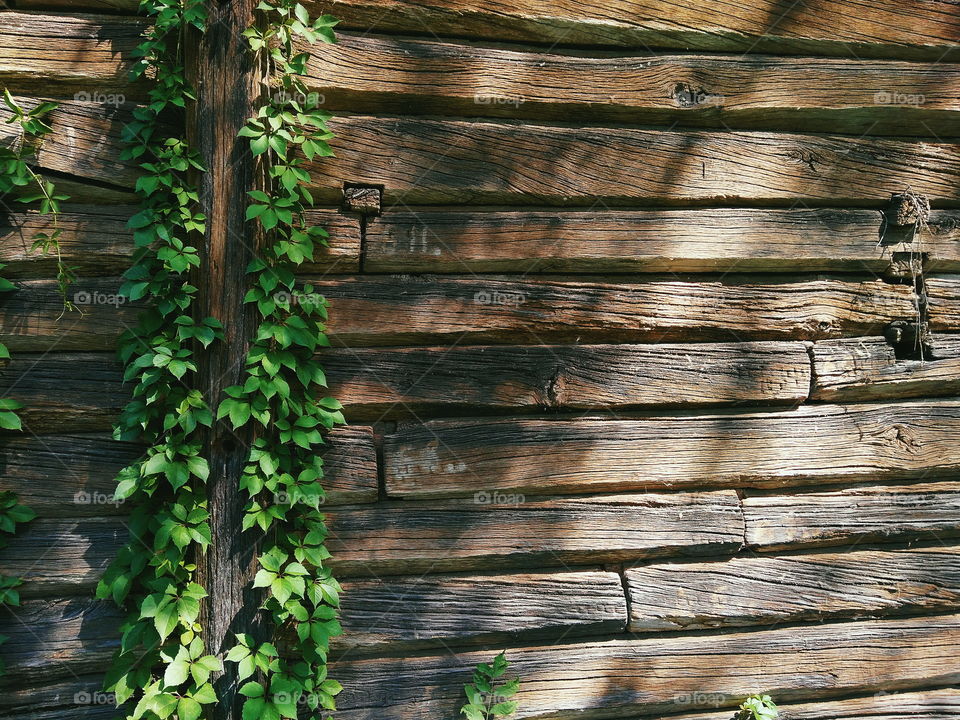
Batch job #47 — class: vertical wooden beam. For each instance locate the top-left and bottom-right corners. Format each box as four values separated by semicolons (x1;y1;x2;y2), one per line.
187;2;264;718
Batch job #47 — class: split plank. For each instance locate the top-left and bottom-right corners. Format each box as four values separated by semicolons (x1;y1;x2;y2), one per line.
0;206;362;278
328;614;960;720
0;12;144;96
385;400;960;498
923;276;960;333
626;547;960;631
313;116;960;206
744;481;960;551
811;335;960;402
365;208;960;274
309;0;960;60
4;275;917;349
0;428;379;518
307;34;960;134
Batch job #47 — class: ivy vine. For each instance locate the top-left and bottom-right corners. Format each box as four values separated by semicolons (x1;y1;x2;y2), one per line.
0;491;36;677
223;3;344;718
461;653;520;720
96;0;224;718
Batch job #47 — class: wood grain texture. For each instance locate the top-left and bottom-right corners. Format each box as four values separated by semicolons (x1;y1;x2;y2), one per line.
325;342;811;418
744;482;960;551
0;675;122;719
385;400;960;498
309;0;960;59
924;276;960;333
4;275;916;349
328;615;960;720
626;547;960;631
365;208;960;274
0;491;742;585
321;490;744;575
811;336;960;402
0;12;144;95
338;570;627;652
0;206;361;278
307;34;960;134
313;116;960;206
0;428;379;517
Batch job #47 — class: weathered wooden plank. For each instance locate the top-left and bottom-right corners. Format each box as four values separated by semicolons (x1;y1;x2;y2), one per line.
328;615;960;720
337;570;627;652
0;12;144;96
0;428;379;518
626;547;960;632
307;34;960;134
324;341;810;418
313;117;960;206
0;97;137;190
5;275;917;349
811;336;960;402
385;400;960;499
744;482;960;551
6;491;741;587
924;276;960;333
0;206;361;278
325;491;744;575
365;208;960;274
0;675;121;720
306;0;960;60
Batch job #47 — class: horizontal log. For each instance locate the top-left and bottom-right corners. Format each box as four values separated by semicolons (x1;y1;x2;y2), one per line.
811;336;960;402
924;276;960;333
365;208;960;274
744;481;960;551
325;341;810;417
5;491;742;587
313;116;960;206
0;12;144;96
307;34;960;134
384;400;960;498
0;428;378;518
0;206;362;278
310;0;960;60
626;547;960;631
3;275;917;349
0;97;137;190
0;675;122;720
329;614;960;719
337;570;627;652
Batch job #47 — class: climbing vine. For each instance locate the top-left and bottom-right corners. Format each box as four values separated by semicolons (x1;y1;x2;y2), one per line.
223;3;344;718
0;491;36;677
96;0;224;718
460;653;520;720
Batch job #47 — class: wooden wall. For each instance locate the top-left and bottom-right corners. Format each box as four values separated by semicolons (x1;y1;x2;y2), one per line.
1;1;960;719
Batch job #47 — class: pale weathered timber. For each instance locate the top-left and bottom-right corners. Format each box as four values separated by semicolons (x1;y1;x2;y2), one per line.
744;482;960;551
626;547;960;631
324;341;810;418
923;276;960;333
0;429;379;517
0;98;138;190
337;570;627;652
310;116;960;206
364;208;960;274
307;274;917;346
0;12;144;96
5;275;917;350
305;34;960;134
384;400;960;498
0;597;122;685
328;615;960;720
304;0;960;60
811;336;960;402
324;491;744;575
0;491;742;585
0;206;362;278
